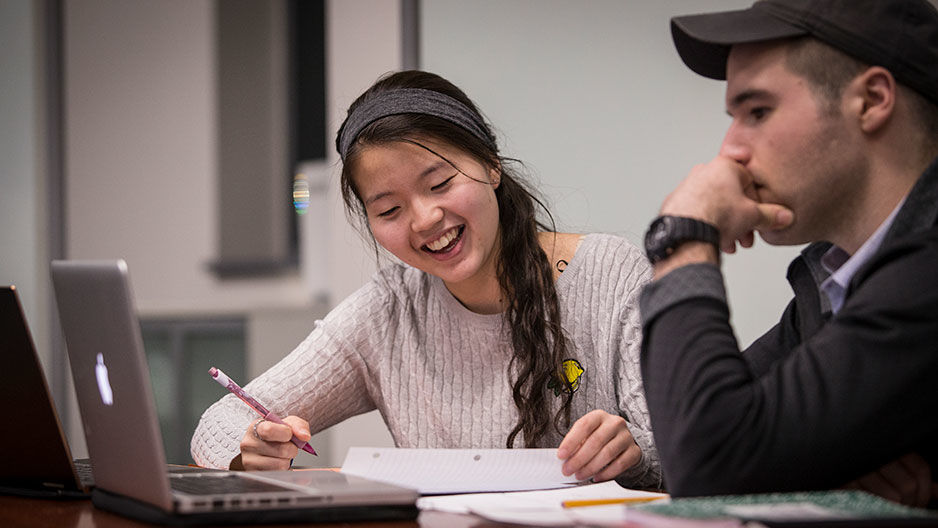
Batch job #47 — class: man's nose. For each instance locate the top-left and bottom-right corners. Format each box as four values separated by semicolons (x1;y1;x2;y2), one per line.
719;123;751;165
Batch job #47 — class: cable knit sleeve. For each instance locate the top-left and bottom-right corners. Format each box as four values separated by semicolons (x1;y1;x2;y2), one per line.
609;239;662;490
190;277;394;469
557;234;661;490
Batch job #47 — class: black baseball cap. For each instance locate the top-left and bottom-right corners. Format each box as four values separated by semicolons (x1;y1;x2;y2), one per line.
670;0;938;105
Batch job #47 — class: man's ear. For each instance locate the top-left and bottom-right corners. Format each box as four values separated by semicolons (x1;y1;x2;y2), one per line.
848;66;896;134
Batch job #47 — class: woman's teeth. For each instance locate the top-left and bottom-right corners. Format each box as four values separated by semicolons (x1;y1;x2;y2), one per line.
426;227;460;252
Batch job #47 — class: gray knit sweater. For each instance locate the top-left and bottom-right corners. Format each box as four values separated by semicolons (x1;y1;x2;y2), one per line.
190;233;660;488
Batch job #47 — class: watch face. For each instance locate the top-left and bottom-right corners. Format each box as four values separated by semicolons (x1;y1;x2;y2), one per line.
644;215;719;264
644;216;672;263
648;217;670;245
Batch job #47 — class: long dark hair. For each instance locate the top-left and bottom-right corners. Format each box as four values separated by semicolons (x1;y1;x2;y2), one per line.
336;70;574;447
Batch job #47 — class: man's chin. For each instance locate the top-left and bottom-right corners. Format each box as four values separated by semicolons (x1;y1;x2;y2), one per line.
757;228;805;247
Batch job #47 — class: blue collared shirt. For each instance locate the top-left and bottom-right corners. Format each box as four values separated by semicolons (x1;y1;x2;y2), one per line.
819;199;906;314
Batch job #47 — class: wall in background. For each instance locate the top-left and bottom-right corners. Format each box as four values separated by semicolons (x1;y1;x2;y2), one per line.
63;0;309;316
61;0;404;317
421;0;803;347
57;0;401;463
0;1;50;366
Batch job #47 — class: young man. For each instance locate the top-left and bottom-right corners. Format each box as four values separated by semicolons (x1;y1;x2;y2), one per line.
640;0;938;506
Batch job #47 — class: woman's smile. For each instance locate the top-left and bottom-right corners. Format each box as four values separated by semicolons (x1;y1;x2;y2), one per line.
423;225;464;254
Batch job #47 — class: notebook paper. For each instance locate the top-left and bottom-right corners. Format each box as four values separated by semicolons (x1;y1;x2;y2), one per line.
340;447;583;494
417;480;667;514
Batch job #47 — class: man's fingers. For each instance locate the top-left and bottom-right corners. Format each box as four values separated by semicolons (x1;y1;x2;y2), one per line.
877;462;922;505
854;472;903;503
896;453;931;507
754;204;794;231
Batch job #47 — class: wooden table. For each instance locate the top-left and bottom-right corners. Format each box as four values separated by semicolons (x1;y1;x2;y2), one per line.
0;495;508;528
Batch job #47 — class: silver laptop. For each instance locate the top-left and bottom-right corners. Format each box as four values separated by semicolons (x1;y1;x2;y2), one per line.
0;286;93;498
50;260;418;524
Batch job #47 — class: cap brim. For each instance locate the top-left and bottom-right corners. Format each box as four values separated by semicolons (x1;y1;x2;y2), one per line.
671;5;808;80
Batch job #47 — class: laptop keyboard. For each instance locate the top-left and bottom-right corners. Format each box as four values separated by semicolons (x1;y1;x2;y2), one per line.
169;474;294;496
70;459;218;488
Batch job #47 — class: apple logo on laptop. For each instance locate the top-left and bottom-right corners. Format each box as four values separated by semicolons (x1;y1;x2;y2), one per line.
95;353;114;406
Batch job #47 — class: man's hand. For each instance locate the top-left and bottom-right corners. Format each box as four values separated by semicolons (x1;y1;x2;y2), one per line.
843;453;934;507
557;409;642;482
238;415;311;470
660;156;793;254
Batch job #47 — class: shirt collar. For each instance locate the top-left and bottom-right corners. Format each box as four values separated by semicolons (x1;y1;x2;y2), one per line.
820;197;906;313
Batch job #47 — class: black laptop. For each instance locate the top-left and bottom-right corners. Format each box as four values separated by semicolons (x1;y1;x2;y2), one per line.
0;285;93;498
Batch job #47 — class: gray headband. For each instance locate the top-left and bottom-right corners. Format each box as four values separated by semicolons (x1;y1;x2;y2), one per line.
337;88;493;160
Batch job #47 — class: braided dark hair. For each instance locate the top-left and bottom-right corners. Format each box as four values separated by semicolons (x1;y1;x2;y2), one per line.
336;70;574;447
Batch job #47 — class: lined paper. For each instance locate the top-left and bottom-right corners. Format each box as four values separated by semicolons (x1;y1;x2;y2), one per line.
340;447;583;494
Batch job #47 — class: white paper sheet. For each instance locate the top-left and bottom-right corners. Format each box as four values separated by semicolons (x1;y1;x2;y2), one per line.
479;507;745;528
339;447;583;494
417;480;667;514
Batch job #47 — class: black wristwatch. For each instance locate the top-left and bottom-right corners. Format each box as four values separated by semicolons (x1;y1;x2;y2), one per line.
644;215;720;264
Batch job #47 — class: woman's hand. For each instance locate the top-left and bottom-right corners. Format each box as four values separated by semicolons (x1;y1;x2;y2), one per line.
843;453;934;507
557;409;642;482
238;415;311;470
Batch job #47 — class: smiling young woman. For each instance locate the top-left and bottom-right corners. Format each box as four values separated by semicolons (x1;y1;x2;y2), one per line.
191;70;661;490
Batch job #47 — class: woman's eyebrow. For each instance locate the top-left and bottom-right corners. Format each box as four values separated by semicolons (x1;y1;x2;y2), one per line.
364;191;391;206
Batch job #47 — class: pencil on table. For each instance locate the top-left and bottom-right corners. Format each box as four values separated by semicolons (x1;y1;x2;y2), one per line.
562;496;666;508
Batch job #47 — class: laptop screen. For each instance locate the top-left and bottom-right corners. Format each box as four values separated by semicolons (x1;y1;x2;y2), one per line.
51;261;175;509
0;286;86;495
